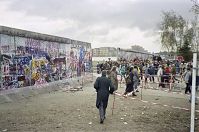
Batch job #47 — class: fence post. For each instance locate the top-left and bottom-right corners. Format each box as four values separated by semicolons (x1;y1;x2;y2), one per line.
190;52;197;132
169;74;172;92
141;80;143;100
120;76;122;88
0;53;2;90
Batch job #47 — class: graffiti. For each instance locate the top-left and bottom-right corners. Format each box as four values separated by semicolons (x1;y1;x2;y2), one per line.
79;47;85;62
25;38;41;49
43;42;59;58
1;45;10;53
0;56;18;89
0;34;92;91
13;56;32;65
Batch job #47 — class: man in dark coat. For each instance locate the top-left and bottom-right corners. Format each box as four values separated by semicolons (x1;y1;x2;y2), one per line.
94;70;115;124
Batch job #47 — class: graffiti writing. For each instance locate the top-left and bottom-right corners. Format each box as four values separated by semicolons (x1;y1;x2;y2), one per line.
1;45;10;53
25;38;41;49
0;34;92;90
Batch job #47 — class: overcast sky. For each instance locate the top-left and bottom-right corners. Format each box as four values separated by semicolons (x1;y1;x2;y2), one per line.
0;0;195;52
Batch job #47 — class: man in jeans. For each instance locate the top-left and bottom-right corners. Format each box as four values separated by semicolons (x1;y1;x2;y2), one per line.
184;68;192;94
148;64;155;83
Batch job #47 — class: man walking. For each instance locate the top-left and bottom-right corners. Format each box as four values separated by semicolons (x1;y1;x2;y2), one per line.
94;70;115;124
183;68;192;94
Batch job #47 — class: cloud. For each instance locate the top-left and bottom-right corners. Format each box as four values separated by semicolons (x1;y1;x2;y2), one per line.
5;0;193;30
0;0;79;35
0;0;195;52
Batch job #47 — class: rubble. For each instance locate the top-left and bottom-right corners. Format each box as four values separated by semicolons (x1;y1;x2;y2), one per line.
0;74;94;103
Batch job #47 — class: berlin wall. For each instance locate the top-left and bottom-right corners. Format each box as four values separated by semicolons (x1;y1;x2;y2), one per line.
117;48;153;60
0;26;92;90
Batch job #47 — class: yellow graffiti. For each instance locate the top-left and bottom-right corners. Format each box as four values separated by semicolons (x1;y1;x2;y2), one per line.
32;59;47;68
32;72;40;81
24;66;30;75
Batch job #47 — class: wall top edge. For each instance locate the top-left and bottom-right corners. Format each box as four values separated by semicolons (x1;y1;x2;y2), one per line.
0;26;91;47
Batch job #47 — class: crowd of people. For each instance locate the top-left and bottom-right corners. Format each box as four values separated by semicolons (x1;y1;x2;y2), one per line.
94;56;193;124
96;56;193;95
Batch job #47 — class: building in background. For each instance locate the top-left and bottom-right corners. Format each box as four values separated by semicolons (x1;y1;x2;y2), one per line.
131;45;149;53
92;47;117;57
92;45;152;62
117;48;152;60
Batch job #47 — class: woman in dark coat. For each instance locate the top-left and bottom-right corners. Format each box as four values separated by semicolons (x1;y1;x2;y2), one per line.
123;67;136;96
94;70;114;124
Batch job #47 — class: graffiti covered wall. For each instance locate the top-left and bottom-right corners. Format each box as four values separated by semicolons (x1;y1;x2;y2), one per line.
0;31;92;90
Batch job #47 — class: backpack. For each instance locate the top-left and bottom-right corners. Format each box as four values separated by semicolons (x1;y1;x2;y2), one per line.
165;67;170;74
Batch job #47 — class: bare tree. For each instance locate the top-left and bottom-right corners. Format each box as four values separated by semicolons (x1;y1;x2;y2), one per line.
160;11;187;52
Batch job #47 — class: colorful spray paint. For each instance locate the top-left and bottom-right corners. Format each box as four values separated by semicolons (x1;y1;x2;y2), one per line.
0;27;92;90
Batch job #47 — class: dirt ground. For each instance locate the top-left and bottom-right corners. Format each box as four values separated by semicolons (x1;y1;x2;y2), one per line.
0;79;199;132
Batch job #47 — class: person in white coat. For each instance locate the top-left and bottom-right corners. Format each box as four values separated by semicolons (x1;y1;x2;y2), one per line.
157;65;163;82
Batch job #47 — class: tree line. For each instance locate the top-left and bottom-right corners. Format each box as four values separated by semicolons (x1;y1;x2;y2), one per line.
159;0;199;62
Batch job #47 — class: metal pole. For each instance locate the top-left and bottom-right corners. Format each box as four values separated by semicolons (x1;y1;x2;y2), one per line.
112;93;116;115
30;56;33;86
141;80;143;100
190;53;197;132
120;75;122;88
13;36;17;87
0;34;2;90
190;1;199;131
191;0;199;51
0;54;1;90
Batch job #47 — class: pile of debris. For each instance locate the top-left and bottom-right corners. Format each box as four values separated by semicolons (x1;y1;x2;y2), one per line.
61;74;95;92
61;81;83;92
62;85;83;92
